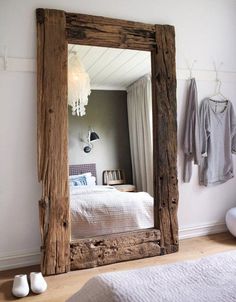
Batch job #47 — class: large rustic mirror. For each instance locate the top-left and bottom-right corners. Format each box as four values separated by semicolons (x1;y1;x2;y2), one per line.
37;8;178;275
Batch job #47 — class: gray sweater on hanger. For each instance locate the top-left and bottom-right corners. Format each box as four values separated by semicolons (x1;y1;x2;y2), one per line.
199;99;236;186
183;78;201;182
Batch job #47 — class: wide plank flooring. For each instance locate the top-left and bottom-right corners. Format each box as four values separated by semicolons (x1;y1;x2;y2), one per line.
0;232;235;302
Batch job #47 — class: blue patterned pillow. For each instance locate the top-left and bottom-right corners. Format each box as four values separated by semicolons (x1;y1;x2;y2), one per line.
69;175;87;186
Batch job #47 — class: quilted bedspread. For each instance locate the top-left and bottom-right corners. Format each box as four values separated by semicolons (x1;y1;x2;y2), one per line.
67;250;236;302
70;186;153;239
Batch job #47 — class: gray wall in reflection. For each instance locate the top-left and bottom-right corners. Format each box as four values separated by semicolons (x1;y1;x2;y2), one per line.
68;90;133;185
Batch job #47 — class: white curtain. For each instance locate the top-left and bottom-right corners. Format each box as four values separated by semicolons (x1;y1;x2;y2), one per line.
127;74;153;195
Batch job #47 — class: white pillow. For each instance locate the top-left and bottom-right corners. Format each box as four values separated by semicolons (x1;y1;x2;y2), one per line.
86;176;96;186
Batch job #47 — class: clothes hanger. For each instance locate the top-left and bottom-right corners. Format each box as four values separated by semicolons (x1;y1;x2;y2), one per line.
209;79;228;102
209;62;228;102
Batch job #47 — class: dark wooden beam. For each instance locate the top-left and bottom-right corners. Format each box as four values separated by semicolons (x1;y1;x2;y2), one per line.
152;25;179;253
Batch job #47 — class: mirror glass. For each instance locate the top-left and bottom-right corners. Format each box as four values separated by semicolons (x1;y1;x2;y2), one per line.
68;44;154;239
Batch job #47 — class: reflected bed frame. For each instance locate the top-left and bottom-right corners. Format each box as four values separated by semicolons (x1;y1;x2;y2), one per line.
36;8;179;275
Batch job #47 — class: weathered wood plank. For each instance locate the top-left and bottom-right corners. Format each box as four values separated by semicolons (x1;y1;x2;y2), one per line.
152;25;179;254
70;229;161;270
66;12;156;50
66;12;155;30
36;8;70;275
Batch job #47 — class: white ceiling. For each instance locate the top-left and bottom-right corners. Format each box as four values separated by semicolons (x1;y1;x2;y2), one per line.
68;44;151;91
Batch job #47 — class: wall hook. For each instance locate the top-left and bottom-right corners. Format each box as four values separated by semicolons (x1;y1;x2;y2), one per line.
213;61;223;81
213;61;223;94
186;59;197;79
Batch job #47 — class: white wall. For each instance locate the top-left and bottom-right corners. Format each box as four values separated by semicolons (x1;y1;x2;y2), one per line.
0;0;236;269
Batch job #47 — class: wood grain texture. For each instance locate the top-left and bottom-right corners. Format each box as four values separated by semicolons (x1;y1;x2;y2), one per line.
36;8;70;275
65;13;156;50
152;25;179;254
70;229;161;270
36;8;178;274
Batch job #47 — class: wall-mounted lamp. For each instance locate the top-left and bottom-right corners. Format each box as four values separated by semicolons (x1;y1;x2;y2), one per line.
83;129;100;153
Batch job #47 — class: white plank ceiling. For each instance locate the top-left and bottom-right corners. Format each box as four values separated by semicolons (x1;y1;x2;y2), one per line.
68;44;151;90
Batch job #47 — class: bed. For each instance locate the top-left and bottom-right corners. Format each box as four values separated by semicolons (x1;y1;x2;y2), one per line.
66;250;236;302
69;164;154;240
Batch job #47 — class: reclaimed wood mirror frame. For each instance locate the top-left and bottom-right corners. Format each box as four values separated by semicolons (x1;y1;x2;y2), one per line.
36;8;179;275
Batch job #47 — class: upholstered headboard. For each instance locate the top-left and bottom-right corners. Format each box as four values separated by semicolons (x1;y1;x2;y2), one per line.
69;163;97;179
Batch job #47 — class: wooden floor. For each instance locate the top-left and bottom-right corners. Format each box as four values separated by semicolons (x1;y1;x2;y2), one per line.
0;232;235;302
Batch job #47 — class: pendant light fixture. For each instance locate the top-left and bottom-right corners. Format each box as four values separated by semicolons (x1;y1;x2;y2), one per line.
68;53;91;116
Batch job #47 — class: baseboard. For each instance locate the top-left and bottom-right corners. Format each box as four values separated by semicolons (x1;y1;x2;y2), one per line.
0;249;40;271
179;222;227;240
0;223;227;271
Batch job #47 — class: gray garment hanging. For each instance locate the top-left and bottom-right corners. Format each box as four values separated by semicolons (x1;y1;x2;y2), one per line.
183;78;201;182
199;99;236;186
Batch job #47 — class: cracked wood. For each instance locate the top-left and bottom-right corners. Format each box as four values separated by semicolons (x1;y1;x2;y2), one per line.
71;230;161;270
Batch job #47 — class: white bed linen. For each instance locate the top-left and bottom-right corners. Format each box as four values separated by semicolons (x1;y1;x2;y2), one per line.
66;250;236;302
70;186;153;239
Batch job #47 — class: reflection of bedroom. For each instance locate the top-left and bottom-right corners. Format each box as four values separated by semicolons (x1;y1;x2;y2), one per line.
68;45;153;192
68;89;133;185
68;45;154;238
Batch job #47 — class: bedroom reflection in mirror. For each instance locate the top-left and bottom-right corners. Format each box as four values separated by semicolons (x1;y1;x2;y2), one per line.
68;44;154;240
